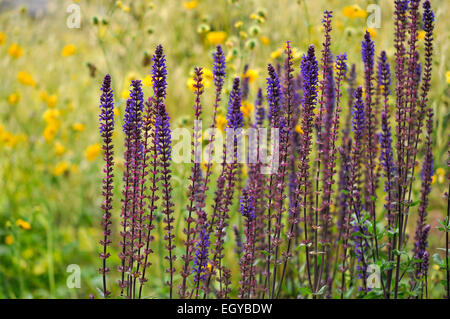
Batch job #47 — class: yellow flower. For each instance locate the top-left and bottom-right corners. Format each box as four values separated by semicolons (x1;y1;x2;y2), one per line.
143;75;153;87
0;32;6;45
85;143;102;161
187;76;210;91
446;71;450;84
8;92;20;105
54;142;65;156
8;43;24;58
418;30;426;41
17;219;31;230
17;71;36;86
114;107;120;117
5;235;14;245
431;175;436;185
243;69;258;83
241;101;254;118
72;122;85;132
366;28;377;39
260;36;270;45
216;114;227;131
116;1;123;8
234;21;243;28
182;0;198;10
43;124;58;142
45;94;58;108
62;44;76;57
295;125;304;135
52;160;70;176
43;109;61;124
436;167;446;184
270;48;282;59
203;67;213;80
206;31;227;45
122;5;131;12
342;5;367;19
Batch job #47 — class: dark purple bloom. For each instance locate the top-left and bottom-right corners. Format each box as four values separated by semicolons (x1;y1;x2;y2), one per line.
227;78;244;129
98;74;114;298
254;88;265;126
361;31;375;70
213;45;226;91
266;64;282;127
192;225;210;283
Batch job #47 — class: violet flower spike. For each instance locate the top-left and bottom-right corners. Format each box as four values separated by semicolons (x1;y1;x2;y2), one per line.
98;74;114;298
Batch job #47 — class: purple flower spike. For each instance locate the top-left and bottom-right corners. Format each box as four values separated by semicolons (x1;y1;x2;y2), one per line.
266;64;282;127
98;74;114;298
227;78;244;129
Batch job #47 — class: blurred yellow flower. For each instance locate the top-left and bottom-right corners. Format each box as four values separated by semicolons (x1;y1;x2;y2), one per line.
431;175;436;185
45;94;58;108
366;28;377;39
43;124;58;142
436;168;446;184
143;75;153;87
72;122;85;132
203;67;213;80
206;31;227;45
234;21;243;28
85;144;102;161
187;76;210;91
17;71;36;86
243;69;258;83
43;109;61;123
5;235;14;245
8;92;20;105
114;107;120;117
241;101;254;118
216;114;227;131
260;36;270;45
446;71;450;84
17;219;31;230
8;43;24;58
0;32;5;45
62;44;76;57
54;142;65;156
295;125;304;135
270;48;282;59
342;5;367;19
418;30;426;41
52;161;70;176
182;0;198;10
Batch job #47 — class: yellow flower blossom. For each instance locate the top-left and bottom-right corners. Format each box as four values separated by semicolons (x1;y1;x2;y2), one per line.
114;107;120;117
203;67;213;80
436;167;446;184
366;28;377;39
187;76;211;91
446;71;450;84
234;21;243;28
241;101;254;118
216;114;227;131
243;69;258;83
61;44;76;57
43;124;58;142
122;5;130;12
17;71;36;86
8;43;24;58
45;94;58;108
342;5;367;19
418;30;426;41
17;219;31;230
182;0;198;10
5;235;14;245
52;160;70;176
295;125;304;135
85;144;102;161
54;142;65;156
43;109;61;123
431;175;436;185
206;31;227;45
72;122;85;132
260;36;270;45
0;31;5;45
270;48;282;59
143;75;153;87
8;92;20;105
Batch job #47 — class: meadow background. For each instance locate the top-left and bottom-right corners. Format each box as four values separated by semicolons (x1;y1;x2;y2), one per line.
0;0;448;298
